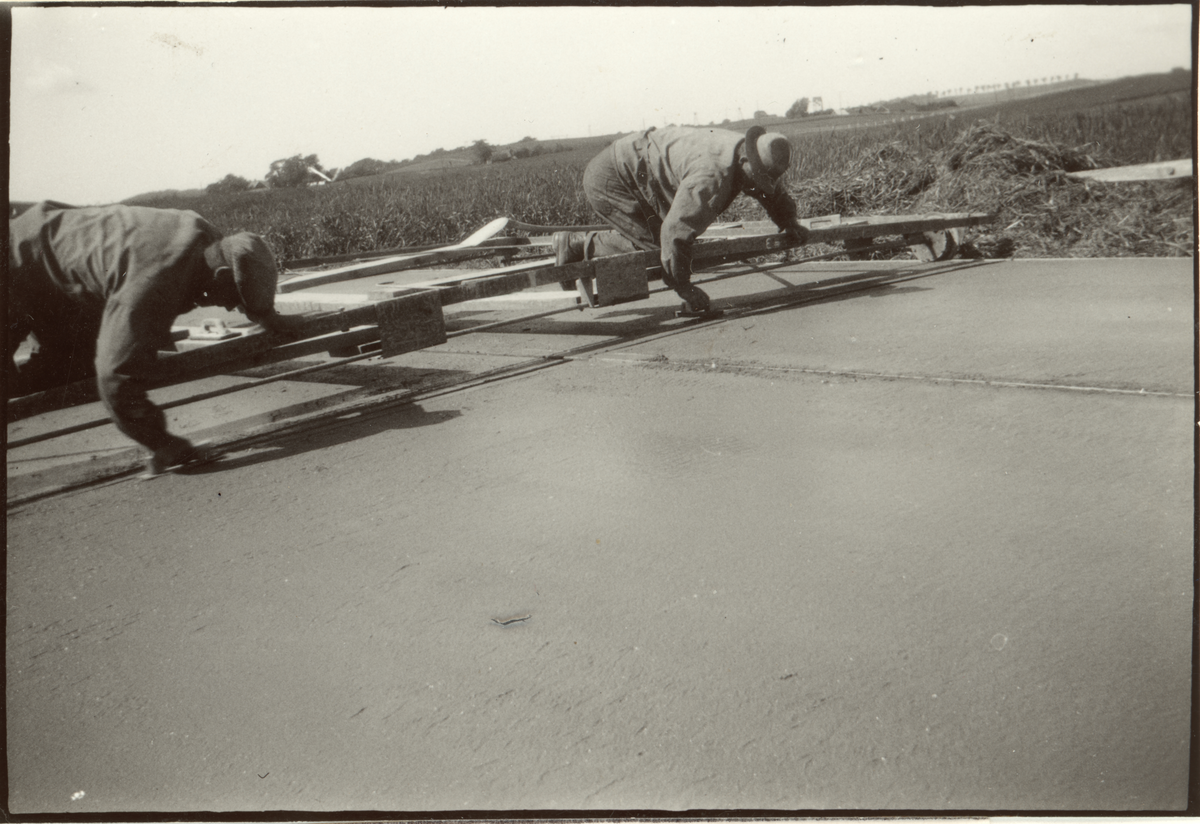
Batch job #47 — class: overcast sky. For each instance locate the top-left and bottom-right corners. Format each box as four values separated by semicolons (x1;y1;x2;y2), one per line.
9;4;1194;205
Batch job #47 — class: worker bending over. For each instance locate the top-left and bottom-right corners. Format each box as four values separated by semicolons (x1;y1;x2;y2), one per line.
8;201;304;474
553;125;808;312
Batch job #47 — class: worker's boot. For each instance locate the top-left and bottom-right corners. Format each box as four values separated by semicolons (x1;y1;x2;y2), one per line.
143;436;215;479
677;283;711;312
553;231;590;292
676;283;723;318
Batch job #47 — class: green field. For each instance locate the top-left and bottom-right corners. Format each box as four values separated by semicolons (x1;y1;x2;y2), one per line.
127;70;1194;262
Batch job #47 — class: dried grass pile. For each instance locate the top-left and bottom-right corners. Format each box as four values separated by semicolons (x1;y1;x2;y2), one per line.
754;121;1194;259
787;141;939;216
942;123;1111;175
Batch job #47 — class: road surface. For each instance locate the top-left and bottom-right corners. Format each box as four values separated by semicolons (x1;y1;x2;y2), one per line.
6;257;1193;813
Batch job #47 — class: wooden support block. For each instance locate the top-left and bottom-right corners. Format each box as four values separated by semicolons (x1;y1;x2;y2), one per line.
329;340;382;358
803;214;842;230
843;237;876;261
905;229;961;262
321;328;384;357
374;291;446;357
593;256;650;306
576;277;596;308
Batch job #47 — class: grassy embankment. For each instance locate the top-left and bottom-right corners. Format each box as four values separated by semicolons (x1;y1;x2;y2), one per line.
131;71;1194;262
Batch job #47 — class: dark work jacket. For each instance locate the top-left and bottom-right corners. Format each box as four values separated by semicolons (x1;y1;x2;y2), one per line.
9;202;223;450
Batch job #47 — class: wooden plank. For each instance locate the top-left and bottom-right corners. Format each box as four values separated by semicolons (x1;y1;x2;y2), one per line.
277;244;536;292
699;212;993;241
1066;159;1192;182
281;235;532;270
281;220;608;270
365;257;565;301
278;216;516;292
461;216;512;245
505;219;610;234
803;212;995;243
71;214;1000;368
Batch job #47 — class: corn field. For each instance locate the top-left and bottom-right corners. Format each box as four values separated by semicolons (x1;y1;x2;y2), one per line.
134;86;1193;261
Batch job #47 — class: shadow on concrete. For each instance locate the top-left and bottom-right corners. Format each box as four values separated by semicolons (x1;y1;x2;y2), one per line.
227;361;474;389
486;259;997;339
724;259;998;321
8;399;467;506
178;402;461;475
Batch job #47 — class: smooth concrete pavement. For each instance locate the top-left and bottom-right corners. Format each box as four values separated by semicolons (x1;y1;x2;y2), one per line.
6;257;1193;813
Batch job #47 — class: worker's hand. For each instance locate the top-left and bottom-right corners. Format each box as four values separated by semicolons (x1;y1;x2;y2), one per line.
144;436;215;478
783;220;809;245
260;312;309;343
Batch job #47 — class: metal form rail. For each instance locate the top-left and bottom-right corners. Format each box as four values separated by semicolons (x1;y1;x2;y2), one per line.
6;212;994;426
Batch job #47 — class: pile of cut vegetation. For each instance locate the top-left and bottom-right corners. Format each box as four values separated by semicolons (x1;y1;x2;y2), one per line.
749;121;1193;259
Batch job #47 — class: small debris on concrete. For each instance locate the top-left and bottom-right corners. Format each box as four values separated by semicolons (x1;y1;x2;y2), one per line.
491;614;531;626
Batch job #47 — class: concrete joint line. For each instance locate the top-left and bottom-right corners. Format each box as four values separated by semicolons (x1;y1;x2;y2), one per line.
618;358;1185;398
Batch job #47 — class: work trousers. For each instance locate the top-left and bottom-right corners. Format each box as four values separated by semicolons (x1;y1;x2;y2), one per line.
6;278;103;397
580;144;689;288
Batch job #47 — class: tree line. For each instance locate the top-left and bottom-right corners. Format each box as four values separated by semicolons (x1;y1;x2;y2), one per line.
205;137;574;195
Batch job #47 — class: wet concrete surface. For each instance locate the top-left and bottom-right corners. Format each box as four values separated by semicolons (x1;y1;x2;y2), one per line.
5;258;1193;813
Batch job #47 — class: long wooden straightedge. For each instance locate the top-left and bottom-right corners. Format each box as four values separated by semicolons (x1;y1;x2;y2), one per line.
7;212;994;421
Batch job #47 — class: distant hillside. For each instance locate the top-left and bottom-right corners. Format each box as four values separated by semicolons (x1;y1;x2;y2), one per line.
883;78;1103;112
119;69;1192;204
853;69;1191;115
975;68;1193;116
368;134;621;178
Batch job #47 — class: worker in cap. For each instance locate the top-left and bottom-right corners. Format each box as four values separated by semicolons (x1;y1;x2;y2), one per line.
553;125;807;312
8;201;306;474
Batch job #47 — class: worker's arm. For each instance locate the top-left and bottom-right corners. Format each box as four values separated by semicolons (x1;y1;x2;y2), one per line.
93;287;189;453
659;174;731;286
747;184;808;243
249;308;308;341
